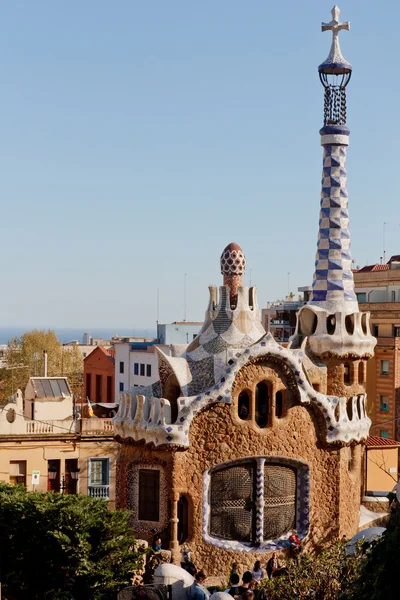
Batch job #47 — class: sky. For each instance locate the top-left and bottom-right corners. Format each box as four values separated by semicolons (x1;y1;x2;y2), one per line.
1;1;399;329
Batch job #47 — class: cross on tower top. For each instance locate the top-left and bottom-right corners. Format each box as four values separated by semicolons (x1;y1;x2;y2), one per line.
322;5;350;39
319;5;352;75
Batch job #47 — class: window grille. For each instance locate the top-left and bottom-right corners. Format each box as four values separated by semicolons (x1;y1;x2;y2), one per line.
263;464;296;539
209;459;297;545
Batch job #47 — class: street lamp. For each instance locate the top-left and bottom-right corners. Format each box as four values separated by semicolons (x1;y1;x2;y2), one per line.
47;465;80;494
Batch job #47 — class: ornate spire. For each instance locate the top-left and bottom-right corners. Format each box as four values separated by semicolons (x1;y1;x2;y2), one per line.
308;5;358;315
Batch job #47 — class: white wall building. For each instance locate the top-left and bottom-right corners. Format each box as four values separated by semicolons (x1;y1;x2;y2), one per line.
157;322;202;345
114;341;172;400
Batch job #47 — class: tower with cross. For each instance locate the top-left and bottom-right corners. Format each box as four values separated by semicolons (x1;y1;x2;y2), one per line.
292;6;375;386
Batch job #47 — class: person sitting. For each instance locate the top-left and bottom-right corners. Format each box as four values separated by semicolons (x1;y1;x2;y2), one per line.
288;530;301;560
152;535;162;552
251;561;265;582
188;570;210;600
181;554;197;577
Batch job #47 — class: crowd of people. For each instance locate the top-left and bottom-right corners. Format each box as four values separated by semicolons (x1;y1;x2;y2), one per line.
151;531;303;600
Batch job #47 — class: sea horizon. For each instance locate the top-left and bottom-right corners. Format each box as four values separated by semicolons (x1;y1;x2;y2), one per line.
0;327;157;345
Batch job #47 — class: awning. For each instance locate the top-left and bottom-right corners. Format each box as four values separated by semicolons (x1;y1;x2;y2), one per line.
92;403;118;409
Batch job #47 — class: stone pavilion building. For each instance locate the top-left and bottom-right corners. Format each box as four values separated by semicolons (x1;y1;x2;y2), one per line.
114;6;376;575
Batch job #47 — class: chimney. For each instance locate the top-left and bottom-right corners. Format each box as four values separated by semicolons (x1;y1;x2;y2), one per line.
43;350;48;377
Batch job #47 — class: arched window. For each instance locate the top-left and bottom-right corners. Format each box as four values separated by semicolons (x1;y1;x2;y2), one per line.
238;391;250;420
164;374;181;423
275;391;283;418
343;363;351;386
358;362;365;385
346;398;353;420
255;382;270;428
178;494;189;544
206;457;308;550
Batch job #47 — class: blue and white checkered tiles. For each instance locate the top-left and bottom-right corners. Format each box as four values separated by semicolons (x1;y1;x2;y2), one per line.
311;144;358;311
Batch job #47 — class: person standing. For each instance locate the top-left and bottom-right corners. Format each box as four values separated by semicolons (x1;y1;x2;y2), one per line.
188;570;210;600
251;561;265;582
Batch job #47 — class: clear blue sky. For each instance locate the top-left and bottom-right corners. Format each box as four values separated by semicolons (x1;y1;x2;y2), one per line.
1;1;398;329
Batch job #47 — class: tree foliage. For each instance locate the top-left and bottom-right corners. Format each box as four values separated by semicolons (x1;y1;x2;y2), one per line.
262;542;362;600
0;330;83;402
0;483;141;600
346;495;400;600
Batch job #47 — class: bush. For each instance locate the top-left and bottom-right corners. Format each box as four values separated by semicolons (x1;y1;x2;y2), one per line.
261;542;363;600
0;483;142;600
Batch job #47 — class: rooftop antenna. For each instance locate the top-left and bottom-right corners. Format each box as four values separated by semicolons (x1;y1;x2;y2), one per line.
184;273;187;322
383;222;388;263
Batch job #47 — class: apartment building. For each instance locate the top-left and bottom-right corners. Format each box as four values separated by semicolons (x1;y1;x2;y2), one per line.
261;287;312;344
0;377;118;507
354;255;400;440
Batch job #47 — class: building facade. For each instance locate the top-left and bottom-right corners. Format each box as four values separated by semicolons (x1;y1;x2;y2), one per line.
354;257;400;440
84;346;115;404
157;322;203;346
0;381;119;507
113;340;164;400
261;287;312;344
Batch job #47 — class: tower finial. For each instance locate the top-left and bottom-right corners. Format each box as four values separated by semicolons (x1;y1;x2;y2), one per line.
319;5;351;75
220;243;246;307
319;6;351;127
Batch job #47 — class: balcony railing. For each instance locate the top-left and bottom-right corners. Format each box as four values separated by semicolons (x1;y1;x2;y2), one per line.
25;420;78;434
88;485;110;500
80;419;114;434
270;320;290;326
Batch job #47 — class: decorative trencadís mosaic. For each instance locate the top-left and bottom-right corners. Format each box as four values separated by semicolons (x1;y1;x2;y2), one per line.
125;459;169;536
311;141;358;313
114;328;372;447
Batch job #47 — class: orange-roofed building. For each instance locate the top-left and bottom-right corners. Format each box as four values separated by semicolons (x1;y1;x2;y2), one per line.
354;255;400;442
84;346;115;407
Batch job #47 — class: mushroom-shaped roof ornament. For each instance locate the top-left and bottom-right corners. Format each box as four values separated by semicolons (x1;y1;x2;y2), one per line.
220;242;246;307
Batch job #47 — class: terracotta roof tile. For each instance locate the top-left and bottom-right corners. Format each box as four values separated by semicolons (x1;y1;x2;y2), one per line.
357;263;390;273
366;435;400;447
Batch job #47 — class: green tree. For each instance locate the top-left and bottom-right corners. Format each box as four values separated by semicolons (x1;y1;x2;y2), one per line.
0;330;83;402
262;542;362;600
347;495;400;600
0;483;141;600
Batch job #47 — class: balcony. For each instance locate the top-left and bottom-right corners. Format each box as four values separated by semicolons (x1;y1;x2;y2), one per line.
88;485;110;500
25;420;77;434
80;419;113;435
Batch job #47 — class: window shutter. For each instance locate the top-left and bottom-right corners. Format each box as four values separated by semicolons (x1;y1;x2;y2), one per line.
263;464;296;540
102;459;109;485
210;463;254;542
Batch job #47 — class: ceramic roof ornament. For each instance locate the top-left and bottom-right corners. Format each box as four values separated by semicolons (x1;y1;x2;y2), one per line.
319;5;352;75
